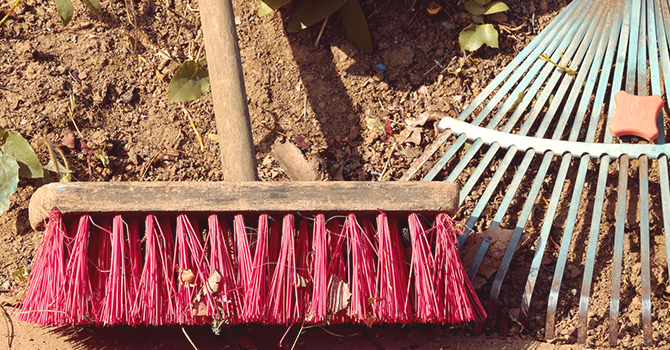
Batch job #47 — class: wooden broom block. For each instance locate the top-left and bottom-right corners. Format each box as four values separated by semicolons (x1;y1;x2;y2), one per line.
29;181;460;230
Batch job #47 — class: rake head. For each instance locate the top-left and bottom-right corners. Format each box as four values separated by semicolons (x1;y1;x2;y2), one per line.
405;0;670;346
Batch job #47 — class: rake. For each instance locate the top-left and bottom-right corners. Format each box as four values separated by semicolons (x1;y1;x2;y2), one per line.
16;0;485;332
404;0;670;346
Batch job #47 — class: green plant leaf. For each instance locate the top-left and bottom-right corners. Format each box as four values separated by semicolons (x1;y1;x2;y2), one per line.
96;148;109;167
0;155;19;216
168;60;211;103
258;0;291;17
483;2;509;15
54;0;74;27
82;0;102;16
1;132;43;178
287;0;346;32
475;0;491;5
459;23;499;52
340;0;372;53
464;1;485;15
472;15;484;24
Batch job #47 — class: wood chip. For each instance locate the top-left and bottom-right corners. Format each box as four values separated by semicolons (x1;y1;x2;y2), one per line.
271;139;319;181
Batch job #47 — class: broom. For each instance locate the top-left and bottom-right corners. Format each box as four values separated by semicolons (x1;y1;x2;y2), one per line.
16;0;485;327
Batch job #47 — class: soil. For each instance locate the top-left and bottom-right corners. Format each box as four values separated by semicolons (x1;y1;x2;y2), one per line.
0;0;664;349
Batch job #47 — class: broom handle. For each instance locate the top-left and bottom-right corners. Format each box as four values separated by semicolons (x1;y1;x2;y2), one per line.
199;0;258;181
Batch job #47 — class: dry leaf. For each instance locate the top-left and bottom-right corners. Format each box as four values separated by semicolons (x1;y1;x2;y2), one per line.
327;275;351;314
365;117;384;132
206;270;222;294
61;132;76;149
397;126;422;145
295;273;309;288
407;128;421;145
192;302;208;316
293;135;312;150
406;109;448;127
459;226;529;279
43;159;72;174
363;313;376;327
180;268;195;284
271;139;318;181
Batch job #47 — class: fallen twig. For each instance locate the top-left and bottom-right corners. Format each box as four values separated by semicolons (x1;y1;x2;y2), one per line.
181;327;199;350
0;303;14;349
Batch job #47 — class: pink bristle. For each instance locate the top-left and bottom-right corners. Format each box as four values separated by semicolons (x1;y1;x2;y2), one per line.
433;213;486;323
268;217;281;279
174;214;215;325
306;214;327;323
100;215;130;325
374;213;412;323
295;218;312;321
345;215;376;324
133;215;177;325
242;214;269;322
326;218;346;281
208;214;242;325
267;214;299;325
18;210;68;325
63;215;94;324
88;218;111;323
234;214;253;298
408;213;439;323
325;217;349;324
124;219;142;325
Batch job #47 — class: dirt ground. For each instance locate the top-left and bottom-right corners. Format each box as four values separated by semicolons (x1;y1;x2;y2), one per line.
1;0;667;348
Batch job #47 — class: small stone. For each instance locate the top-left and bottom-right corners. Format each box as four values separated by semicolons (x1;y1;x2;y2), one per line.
122;86;136;104
125;164;133;171
540;0;548;11
441;21;455;30
376;63;387;72
348;126;359;140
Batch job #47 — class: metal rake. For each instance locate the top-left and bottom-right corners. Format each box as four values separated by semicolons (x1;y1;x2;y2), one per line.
403;0;670;346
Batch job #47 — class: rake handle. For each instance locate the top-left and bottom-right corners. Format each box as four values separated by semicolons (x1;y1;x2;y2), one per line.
199;0;258;181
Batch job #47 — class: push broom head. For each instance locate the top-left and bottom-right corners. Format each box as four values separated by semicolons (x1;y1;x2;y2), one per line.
19;181;486;326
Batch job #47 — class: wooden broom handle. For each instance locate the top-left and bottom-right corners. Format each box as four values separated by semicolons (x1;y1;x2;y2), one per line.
199;0;258;181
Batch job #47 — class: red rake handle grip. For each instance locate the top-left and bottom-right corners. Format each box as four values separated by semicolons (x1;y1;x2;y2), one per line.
199;0;258;181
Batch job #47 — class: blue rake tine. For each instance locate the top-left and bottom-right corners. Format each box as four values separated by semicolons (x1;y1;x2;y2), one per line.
484;0;614;312
656;0;670;312
465;0;610;308
610;0;641;346
423;0;592;183
570;0;625;343
609;155;630;347
544;0;629;341
635;0;652;345
438;12;592;188
639;155;652;345
524;2;617;327
451;0;602;248
416;0;591;182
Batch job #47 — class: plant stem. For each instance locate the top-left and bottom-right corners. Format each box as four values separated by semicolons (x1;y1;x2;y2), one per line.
314;15;328;47
0;0;20;27
180;102;204;152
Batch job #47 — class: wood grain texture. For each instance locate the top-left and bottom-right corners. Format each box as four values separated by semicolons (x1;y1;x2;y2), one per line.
199;0;258;181
29;181;459;229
